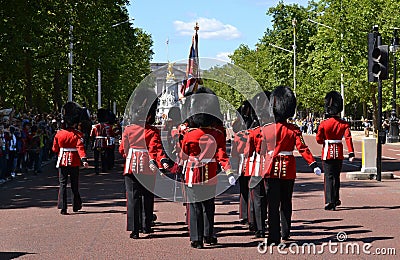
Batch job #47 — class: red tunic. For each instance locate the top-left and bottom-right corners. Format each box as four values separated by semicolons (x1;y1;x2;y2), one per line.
243;127;263;177
260;122;316;179
52;128;87;168
316;117;354;160
91;123;116;149
230;130;250;175
119;123;167;175
180;127;231;186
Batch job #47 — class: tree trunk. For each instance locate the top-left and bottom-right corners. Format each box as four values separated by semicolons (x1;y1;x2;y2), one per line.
53;68;63;112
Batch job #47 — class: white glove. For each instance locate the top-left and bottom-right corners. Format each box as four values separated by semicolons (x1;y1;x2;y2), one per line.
314;167;322;176
149;164;158;173
349;157;354;162
228;175;236;186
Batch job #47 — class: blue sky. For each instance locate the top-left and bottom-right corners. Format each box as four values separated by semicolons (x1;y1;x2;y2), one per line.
127;0;309;63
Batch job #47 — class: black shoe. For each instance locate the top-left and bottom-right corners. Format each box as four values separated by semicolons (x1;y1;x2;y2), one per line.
239;218;248;225
335;200;341;207
325;203;336;211
191;241;203;249
282;236;291;242
73;205;82;212
143;228;153;234
60;209;68;215
130;232;139;239
203;236;218;245
255;231;265;238
248;223;256;232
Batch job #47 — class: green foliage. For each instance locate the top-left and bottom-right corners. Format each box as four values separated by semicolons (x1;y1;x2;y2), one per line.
229;0;400;120
0;0;153;114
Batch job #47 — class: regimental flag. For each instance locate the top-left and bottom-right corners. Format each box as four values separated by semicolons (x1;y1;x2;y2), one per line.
179;28;200;99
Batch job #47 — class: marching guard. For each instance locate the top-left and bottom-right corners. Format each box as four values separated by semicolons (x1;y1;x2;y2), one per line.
52;102;90;215
90;108;115;174
179;87;236;249
119;88;169;239
260;86;321;245
316;91;355;211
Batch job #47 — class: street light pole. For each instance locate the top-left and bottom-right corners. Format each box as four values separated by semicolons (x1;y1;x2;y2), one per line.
307;18;345;118
292;18;297;96
68;25;73;102
268;18;297;96
387;28;399;143
98;17;135;109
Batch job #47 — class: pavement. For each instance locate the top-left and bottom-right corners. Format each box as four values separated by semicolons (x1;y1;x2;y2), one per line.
0;137;399;259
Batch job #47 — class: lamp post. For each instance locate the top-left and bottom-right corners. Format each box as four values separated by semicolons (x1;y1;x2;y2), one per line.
387;28;400;143
292;18;297;96
68;25;73;102
307;18;345;118
98;17;135;109
268;18;296;95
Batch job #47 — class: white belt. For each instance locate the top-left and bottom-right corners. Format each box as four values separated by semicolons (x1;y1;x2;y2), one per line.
56;148;78;168
96;136;107;139
323;140;342;160
278;151;293;156
60;148;78;152
325;140;342;144
188;156;216;163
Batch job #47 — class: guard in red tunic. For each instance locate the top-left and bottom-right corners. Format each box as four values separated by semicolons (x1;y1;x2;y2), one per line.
52;102;90;215
90;108;116;174
260;86;321;245
245;91;271;238
179;87;235;249
119;88;169;239
316;91;355;211
230;100;253;226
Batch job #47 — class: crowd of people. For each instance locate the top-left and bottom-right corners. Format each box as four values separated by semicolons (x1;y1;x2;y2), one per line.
0;112;61;183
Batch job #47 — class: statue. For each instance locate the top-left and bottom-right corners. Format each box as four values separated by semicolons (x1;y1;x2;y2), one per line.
166;62;175;81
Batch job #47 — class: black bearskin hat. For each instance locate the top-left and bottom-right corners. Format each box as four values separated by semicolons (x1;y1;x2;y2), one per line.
252;90;271;125
270;86;296;122
107;110;117;124
186;87;223;128
129;87;158;125
97;108;108;123
324;91;343;116
62;101;88;127
235;100;254;131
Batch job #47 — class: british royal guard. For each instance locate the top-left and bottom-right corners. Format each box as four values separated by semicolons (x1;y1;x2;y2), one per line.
179;87;236;249
245;91;270;238
119;88;169;239
90;108;115;174
260;86;321;245
230;100;253;226
52;102;90;215
316;91;355;211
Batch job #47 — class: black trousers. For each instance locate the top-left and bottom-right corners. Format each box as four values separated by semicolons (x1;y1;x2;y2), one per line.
265;178;294;243
125;174;155;233
93;148;113;173
186;185;216;242
323;160;343;204
249;176;266;234
58;166;82;211
238;175;251;221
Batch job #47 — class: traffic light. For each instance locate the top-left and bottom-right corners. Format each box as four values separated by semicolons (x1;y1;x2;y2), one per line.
371;45;389;80
368;30;389;82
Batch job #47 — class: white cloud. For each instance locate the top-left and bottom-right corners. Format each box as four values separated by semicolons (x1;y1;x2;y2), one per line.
173;17;241;40
216;52;232;62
